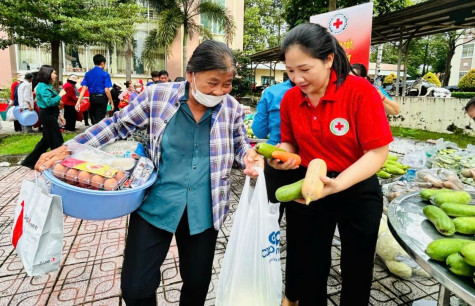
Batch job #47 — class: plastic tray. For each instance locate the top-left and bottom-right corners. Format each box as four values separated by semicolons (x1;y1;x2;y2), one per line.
43;169;157;220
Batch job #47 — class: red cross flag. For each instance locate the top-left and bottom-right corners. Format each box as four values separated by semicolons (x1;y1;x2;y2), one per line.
310;3;373;67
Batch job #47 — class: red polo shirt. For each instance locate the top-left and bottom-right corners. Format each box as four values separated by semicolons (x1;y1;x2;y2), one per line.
280;70;393;172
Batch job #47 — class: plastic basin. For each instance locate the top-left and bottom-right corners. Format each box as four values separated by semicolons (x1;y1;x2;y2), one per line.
43;170;157;220
18;110;38;126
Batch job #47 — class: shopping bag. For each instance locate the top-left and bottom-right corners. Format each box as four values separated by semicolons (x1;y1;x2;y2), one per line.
6;106;15;121
216;167;282;306
11;175;63;276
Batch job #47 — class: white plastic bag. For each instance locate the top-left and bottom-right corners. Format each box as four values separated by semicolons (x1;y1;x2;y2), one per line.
11;175;63;276
216;167;282;306
6;106;15;121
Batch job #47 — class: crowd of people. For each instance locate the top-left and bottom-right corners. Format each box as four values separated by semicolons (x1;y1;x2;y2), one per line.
7;22;475;306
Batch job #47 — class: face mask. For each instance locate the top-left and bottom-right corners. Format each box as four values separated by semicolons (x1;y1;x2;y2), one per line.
192;73;225;107
135;88;141;93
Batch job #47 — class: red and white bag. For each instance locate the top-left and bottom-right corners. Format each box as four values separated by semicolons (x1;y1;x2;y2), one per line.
11;175;63;276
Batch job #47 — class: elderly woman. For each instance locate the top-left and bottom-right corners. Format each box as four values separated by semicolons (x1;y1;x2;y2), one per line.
35;40;263;305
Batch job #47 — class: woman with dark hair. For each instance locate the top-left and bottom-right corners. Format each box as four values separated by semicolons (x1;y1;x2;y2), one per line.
21;65;66;169
62;74;79;131
269;23;393;305
351;63;400;115
33;40;264;305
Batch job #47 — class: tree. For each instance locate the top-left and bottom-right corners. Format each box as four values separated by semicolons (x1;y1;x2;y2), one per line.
458;69;475;92
231;50;252;97
244;0;287;54
283;0;407;29
143;0;235;76
0;0;144;83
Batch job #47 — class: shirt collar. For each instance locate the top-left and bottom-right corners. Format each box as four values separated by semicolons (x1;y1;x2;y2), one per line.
179;82;190;103
299;69;340;106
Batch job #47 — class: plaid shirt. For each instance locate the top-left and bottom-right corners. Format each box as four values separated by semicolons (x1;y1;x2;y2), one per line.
68;81;251;230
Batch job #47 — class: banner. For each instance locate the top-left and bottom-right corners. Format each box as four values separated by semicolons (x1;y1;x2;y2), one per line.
310;3;373;67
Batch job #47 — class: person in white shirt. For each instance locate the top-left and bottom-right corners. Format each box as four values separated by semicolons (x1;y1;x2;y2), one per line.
17;73;34;132
18;73;34;110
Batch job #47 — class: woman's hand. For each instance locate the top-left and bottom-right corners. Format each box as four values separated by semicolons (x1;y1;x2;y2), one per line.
267;157;299;170
35;145;71;172
293;175;341;205
243;148;264;178
59;116;66;126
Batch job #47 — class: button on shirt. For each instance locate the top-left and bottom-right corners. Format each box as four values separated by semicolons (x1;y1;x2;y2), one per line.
280;70;393;171
81;66;112;94
138;88;213;234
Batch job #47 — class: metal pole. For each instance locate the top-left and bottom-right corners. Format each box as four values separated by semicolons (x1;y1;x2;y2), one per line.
395;27;403;97
375;44;383;85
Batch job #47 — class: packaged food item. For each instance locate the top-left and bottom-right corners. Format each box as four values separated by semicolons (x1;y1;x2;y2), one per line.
102;140;146;159
51;160;129;191
127;157;155;188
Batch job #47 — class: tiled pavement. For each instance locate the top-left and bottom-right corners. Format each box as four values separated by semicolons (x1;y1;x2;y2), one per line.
0;166;461;305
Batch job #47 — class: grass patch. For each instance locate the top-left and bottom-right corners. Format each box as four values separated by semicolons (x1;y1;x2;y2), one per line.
0;133;77;155
391;127;474;149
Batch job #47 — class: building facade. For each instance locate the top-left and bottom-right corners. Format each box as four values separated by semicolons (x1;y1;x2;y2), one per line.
448;29;474;86
0;0;244;89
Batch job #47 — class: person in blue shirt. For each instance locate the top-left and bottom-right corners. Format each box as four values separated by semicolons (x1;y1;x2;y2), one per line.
21;65;66;169
75;54;114;124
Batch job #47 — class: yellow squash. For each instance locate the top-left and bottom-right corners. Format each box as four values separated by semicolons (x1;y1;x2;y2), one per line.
302;159;327;204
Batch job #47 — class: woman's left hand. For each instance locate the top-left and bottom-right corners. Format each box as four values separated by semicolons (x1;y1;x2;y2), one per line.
320;175;341;199
243;148;264;178
59;116;66;126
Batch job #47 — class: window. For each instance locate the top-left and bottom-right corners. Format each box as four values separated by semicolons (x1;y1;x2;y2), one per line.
201;0;226;35
17;44;51;71
462;44;474;58
261;76;275;86
459;71;468;80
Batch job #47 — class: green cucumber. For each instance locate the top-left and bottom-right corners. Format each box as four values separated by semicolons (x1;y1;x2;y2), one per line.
420;189;452;201
440;203;475;217
453;217;475;235
255;143;285;159
430;191;472;207
446;253;475;276
460;243;475;266
377;170;391;179
423;205;455;236
425;238;472;261
275;179;304;202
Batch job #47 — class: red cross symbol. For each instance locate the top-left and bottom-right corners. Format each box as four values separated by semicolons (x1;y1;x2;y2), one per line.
335;122;345;131
333;18;343;29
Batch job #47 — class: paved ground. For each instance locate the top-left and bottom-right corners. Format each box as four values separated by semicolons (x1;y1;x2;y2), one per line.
0;164;462;306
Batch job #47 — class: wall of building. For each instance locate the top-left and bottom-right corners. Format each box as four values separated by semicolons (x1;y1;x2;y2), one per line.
389;97;475;136
254;69;286;86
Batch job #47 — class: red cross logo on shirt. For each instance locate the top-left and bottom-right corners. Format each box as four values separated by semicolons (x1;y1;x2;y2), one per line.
333;18;343;29
330;118;349;136
335;121;345;131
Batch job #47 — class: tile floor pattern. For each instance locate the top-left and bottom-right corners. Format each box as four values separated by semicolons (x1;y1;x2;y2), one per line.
0;166;461;305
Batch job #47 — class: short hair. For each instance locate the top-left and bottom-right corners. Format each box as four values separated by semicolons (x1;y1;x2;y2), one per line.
158;70;168;77
37;65;55;84
465;97;475;112
93;54;106;66
281;23;351;88
174;77;186;82
24;73;34;80
151;71;160;77
186;40;236;74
